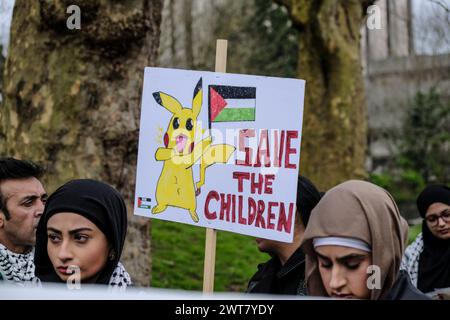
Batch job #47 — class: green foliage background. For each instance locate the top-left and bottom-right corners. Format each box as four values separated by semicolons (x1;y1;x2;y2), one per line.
370;89;450;220
151;219;267;291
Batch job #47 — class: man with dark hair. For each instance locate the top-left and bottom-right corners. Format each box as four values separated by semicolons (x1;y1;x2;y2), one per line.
247;175;322;295
0;157;47;283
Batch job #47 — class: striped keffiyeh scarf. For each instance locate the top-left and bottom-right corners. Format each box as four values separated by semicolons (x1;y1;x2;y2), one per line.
108;262;133;290
400;232;424;287
0;243;38;285
0;242;132;289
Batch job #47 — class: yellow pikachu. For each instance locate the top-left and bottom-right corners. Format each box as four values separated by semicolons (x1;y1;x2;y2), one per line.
152;78;235;223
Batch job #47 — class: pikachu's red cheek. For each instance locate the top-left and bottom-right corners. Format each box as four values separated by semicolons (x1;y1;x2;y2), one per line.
164;132;169;147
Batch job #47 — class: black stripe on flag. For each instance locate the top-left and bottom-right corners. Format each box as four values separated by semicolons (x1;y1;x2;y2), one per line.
208;85;256;99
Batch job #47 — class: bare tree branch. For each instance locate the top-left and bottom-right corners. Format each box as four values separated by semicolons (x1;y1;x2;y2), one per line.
428;0;450;13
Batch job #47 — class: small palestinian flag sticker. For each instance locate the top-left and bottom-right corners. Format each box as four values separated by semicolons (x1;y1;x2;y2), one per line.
208;85;256;122
137;197;152;209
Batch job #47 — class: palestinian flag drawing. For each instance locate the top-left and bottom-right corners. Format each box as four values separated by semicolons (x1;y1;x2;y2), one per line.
137;197;152;209
208;85;256;123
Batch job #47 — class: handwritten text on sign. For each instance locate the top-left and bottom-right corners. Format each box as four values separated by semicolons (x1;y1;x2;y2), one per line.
134;67;305;242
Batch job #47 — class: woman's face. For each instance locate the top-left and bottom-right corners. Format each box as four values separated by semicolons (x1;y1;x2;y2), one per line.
315;245;372;299
425;202;450;240
47;212;110;283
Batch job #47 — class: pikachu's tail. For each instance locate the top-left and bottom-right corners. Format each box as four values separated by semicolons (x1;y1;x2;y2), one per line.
196;144;235;194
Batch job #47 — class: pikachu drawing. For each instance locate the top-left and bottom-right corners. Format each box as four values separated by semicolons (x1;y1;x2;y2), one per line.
152;78;235;223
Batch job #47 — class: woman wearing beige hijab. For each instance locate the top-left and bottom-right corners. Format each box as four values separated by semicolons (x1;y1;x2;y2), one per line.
302;180;429;300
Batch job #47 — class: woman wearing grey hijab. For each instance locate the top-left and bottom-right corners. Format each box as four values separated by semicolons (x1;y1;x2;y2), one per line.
302;180;429;300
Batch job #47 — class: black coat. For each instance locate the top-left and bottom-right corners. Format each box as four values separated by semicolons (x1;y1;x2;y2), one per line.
384;270;431;300
247;248;307;295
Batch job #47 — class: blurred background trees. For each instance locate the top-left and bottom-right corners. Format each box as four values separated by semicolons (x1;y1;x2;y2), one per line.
364;0;450;220
159;0;372;191
1;0;449;290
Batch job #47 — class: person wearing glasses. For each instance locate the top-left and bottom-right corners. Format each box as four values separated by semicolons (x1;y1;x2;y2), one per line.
401;185;450;294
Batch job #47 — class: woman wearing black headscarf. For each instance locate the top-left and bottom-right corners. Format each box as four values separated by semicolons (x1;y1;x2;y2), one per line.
401;185;450;294
34;179;132;288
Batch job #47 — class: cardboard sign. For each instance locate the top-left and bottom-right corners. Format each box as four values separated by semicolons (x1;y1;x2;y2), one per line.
135;67;305;242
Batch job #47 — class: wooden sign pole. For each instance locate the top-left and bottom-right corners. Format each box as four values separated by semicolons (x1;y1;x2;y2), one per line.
202;39;227;293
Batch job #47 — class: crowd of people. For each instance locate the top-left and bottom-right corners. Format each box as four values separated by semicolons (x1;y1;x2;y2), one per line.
1;157;449;299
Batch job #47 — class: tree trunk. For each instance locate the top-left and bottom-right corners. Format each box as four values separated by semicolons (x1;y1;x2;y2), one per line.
0;0;163;286
168;0;176;62
183;0;194;68
0;45;4;100
277;0;372;190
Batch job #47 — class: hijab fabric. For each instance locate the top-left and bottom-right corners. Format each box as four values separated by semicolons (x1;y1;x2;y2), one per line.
302;180;409;300
297;175;322;227
416;185;450;293
34;179;129;286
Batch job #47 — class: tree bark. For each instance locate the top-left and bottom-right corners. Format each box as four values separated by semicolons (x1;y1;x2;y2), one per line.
276;0;372;190
0;0;163;286
168;0;176;61
183;0;194;68
0;45;4;100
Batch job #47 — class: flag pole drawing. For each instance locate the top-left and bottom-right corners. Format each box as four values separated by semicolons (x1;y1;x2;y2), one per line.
152;78;235;223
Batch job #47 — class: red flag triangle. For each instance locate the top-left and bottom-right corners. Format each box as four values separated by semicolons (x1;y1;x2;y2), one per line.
210;87;228;121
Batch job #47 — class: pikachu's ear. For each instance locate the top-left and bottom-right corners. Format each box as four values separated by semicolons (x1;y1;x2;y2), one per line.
153;92;182;114
192;78;202;118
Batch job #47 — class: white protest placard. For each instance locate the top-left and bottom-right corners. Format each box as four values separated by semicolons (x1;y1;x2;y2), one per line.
135;67;305;242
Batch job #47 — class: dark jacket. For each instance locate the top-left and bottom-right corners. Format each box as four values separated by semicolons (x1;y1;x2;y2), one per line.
247;248;307;295
384;270;431;300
